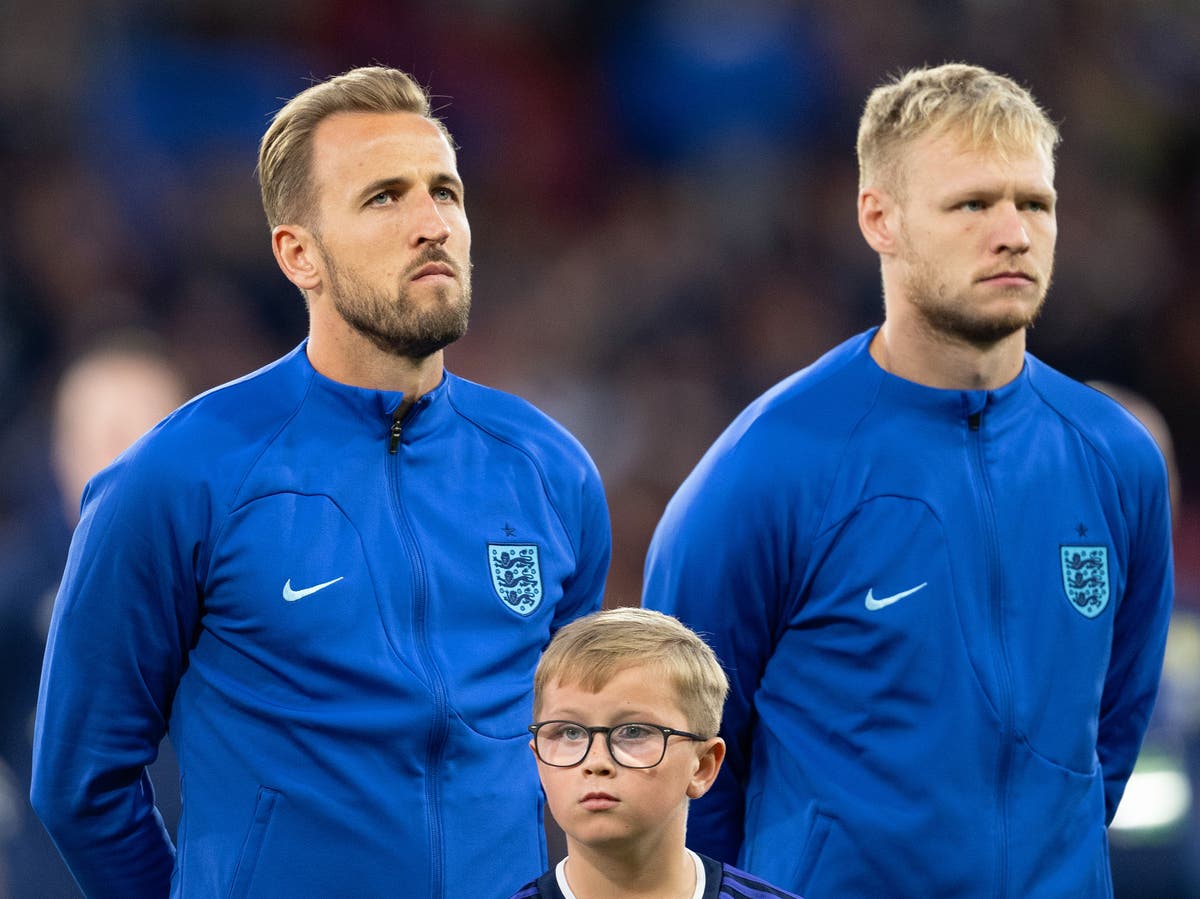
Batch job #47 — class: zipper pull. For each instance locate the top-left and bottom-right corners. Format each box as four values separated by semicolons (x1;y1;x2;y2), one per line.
968;410;982;432
389;406;404;454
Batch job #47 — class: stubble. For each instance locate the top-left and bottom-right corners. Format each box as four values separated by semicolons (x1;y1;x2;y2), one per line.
321;239;472;360
900;244;1050;349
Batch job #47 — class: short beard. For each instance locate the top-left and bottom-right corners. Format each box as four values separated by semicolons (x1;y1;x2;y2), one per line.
319;237;471;360
901;253;1048;349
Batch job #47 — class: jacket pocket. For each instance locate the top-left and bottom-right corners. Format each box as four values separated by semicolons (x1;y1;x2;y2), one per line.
791;807;834;887
228;786;280;899
743;791;834;888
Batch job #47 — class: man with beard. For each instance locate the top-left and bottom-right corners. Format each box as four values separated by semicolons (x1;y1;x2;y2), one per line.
643;63;1173;897
32;66;611;898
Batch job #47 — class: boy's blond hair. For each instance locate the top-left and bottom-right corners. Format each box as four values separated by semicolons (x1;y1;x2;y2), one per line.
257;65;451;231
534;608;729;737
856;62;1060;196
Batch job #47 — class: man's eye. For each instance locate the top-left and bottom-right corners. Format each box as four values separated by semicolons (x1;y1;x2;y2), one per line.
369;192;393;206
433;187;456;202
961;199;985;211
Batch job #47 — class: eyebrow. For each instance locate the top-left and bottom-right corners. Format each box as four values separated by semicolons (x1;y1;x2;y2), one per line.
1021;187;1057;205
537;709;663;723
432;172;465;193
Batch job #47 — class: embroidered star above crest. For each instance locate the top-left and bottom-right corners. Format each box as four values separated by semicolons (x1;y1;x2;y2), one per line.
1075;522;1088;537
502;523;516;537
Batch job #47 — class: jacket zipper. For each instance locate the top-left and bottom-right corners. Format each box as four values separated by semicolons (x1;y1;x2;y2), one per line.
969;407;1012;899
387;402;449;898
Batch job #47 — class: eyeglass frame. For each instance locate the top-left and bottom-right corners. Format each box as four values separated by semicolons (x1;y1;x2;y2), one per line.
528;720;710;769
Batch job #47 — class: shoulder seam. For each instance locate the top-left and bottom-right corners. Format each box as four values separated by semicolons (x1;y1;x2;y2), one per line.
445;383;581;562
204;366;318;571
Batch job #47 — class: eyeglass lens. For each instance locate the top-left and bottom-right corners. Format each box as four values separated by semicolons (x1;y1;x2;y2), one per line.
535;722;667;768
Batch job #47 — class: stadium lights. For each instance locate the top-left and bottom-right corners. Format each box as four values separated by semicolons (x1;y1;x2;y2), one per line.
1109;761;1192;838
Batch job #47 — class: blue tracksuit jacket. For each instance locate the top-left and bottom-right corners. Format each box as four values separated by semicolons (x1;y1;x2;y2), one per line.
644;329;1173;898
32;343;611;898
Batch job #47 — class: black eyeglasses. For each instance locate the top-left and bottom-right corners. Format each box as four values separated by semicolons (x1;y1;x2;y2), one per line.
529;720;708;769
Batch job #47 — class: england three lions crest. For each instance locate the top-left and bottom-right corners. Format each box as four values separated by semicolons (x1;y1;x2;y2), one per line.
1060;545;1110;618
488;544;543;616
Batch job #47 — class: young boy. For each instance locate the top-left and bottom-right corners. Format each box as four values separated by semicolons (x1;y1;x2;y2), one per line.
508;607;802;899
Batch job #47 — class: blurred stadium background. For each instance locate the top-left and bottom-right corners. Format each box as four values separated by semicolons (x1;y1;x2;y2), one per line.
0;1;1196;895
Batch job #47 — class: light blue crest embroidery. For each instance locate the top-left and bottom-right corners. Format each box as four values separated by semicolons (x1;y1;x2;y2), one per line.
1060;545;1110;619
488;544;543;616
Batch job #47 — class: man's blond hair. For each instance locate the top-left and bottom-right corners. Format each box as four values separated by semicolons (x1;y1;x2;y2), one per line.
533;608;729;737
856;63;1060;195
257;65;451;230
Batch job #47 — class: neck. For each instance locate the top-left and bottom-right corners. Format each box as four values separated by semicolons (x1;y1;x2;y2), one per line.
306;326;445;399
870;318;1025;391
562;841;695;899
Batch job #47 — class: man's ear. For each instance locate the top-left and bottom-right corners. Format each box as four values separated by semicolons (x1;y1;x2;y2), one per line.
271;224;322;291
686;738;726;799
858;187;899;256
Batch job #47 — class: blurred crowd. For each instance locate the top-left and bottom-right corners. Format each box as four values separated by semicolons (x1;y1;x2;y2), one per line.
0;0;1197;895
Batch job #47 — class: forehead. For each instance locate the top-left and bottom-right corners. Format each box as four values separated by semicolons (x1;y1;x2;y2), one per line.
902;127;1055;195
541;666;684;718
309;111;458;192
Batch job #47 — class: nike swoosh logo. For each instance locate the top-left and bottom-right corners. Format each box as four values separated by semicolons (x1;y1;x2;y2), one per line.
282;577;345;602
864;582;927;611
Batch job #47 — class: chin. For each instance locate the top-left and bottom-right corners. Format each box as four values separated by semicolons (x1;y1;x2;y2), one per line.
924;297;1044;346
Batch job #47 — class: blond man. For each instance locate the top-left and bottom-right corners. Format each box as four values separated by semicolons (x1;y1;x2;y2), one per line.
645;63;1173;897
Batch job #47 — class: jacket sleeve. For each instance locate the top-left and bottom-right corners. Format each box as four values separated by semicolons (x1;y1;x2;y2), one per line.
642;428;799;864
31;448;202;897
551;456;610;631
1097;447;1174;824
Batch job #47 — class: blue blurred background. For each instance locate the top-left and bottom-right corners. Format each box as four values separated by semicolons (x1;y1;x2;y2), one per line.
0;1;1197;895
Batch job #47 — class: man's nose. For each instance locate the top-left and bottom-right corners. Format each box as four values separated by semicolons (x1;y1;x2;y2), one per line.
413;195;451;245
992;204;1030;254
